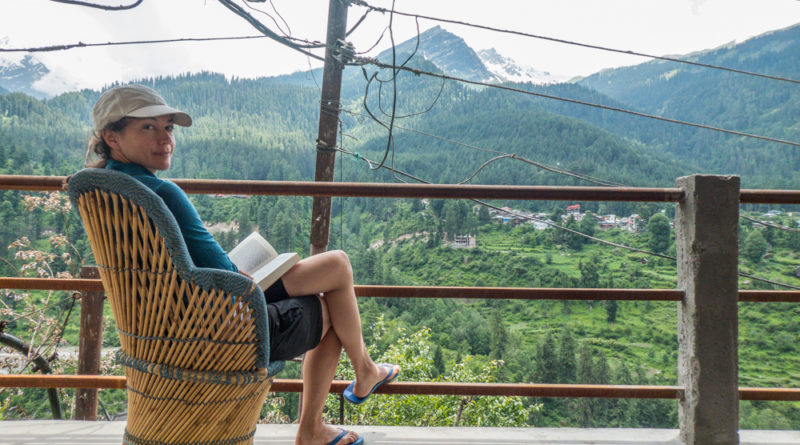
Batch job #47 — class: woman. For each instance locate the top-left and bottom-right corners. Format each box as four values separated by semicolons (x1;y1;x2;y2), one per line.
88;84;399;445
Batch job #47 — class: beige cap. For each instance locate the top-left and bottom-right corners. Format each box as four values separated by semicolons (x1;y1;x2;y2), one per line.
92;84;192;131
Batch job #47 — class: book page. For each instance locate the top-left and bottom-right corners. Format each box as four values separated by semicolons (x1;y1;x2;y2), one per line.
252;252;300;290
228;231;278;275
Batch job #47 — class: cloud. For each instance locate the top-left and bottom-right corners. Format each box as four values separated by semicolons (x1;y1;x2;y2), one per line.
690;0;709;15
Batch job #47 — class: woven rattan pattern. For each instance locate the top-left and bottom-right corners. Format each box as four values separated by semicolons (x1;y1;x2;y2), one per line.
68;168;283;444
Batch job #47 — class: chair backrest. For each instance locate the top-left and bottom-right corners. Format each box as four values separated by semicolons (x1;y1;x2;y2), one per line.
68;168;280;376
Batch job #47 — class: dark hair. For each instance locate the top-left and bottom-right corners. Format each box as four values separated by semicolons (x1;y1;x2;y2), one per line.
86;117;131;168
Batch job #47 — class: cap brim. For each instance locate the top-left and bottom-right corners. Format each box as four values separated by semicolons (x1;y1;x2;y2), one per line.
126;104;192;127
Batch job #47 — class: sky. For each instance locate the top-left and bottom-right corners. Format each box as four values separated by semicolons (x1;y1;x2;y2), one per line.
1;0;798;95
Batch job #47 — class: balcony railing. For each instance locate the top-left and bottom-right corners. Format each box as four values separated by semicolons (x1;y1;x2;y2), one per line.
1;173;799;444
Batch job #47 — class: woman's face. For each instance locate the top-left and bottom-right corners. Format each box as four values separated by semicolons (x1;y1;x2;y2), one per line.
104;115;176;172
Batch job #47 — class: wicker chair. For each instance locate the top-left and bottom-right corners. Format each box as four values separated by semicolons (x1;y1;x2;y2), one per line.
68;168;283;445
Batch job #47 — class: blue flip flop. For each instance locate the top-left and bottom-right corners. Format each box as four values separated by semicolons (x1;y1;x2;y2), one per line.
327;428;364;445
342;363;399;404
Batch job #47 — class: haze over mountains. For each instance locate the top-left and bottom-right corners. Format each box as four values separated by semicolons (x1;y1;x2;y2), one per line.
1;23;798;189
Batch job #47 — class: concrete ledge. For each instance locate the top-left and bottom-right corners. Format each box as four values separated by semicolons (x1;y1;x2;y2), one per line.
2;421;800;444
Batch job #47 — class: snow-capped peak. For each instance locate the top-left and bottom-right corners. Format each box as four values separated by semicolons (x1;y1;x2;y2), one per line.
478;48;570;85
0;52;51;98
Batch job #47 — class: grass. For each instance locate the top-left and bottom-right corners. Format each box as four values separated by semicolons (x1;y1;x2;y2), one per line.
382;221;800;394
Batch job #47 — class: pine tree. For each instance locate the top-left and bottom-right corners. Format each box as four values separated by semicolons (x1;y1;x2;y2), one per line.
647;213;671;253
579;257;600;288
605;300;618;323
579;212;597;242
611;362;634;426
433;345;445;378
565;215;583;250
556;327;577;383
593;351;611;424
743;229;768;263
576;343;595;427
535;332;558;383
478;205;490;224
489;308;508;360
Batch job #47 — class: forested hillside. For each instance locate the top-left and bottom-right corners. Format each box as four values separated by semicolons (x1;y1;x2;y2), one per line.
578;23;800;188
1;23;800;428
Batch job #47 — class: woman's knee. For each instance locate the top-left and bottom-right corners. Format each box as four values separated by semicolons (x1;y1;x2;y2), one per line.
328;250;353;281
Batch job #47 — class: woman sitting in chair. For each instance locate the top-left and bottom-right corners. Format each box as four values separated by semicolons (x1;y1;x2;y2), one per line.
87;84;399;445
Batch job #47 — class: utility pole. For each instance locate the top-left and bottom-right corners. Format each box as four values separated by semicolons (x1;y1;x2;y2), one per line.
301;0;350;417
310;0;349;255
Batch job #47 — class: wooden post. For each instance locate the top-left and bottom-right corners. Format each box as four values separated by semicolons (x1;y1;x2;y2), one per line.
309;0;349;256
301;0;350;420
74;266;104;421
675;175;740;445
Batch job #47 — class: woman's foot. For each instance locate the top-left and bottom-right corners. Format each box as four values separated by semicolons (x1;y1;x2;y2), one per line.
296;423;361;445
345;363;400;403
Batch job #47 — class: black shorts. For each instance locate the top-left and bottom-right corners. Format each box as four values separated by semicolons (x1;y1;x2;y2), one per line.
265;279;323;361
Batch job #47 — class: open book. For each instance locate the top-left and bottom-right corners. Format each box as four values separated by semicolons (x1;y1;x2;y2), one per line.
228;232;300;290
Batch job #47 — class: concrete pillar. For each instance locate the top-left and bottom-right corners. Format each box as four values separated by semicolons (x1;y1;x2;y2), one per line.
676;175;740;445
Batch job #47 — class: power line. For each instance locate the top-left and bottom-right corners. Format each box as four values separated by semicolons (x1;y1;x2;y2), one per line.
212;2;800;289
0;35;271;53
334;142;675;258
738;271;800;290
331;142;800;291
358;8;424;173
11;0;798;151
742;214;800;232
13;4;798;149
216;0;324;61
337;107;625;187
354;59;800;148
347;0;800;86
49;0;142;10
242;0;293;38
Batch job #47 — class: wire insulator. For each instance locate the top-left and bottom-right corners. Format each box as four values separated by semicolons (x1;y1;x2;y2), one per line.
332;39;356;65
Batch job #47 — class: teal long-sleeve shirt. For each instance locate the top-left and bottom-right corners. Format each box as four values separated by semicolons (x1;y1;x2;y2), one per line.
105;159;238;272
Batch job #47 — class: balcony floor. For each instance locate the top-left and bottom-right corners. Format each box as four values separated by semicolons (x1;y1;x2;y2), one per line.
2;421;800;444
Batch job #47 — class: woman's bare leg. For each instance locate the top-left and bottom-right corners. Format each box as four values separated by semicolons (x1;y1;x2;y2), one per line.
282;250;399;399
295;299;359;444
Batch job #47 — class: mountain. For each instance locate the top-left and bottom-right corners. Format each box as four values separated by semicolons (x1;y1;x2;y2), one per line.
0;54;50;99
573;23;800;187
377;26;566;85
3;22;798;188
577;23;800;113
477;48;569;84
379;25;499;82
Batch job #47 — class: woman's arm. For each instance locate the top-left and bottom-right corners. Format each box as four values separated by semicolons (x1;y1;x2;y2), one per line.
156;180;239;272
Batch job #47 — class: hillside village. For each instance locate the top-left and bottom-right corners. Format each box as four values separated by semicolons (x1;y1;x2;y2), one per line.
488;204;644;232
446;205;799;249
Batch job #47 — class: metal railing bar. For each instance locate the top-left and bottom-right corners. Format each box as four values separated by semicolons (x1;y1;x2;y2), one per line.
0;175;683;202
3;374;799;401
0;375;683;399
6;279;800;303
739;190;800;204
0;175;66;191
738;387;800;401
355;286;684;301
5;175;800;204
171;180;685;202
738;291;800;303
0;278;104;292
0;279;684;301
